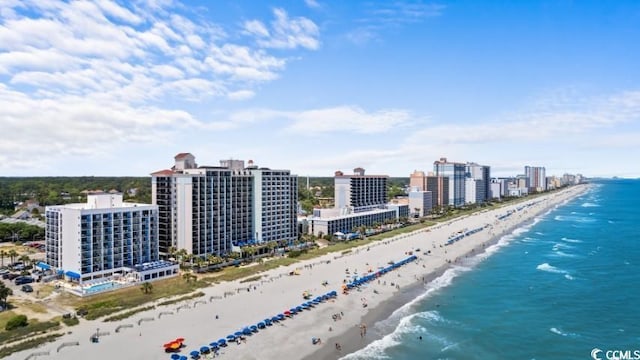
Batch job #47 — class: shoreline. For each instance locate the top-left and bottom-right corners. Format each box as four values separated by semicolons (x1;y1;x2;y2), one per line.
303;185;589;360
4;185;589;360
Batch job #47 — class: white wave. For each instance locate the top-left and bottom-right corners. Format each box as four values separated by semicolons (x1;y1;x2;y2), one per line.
560;237;583;243
535;231;544;236
340;312;434;360
564;274;575;280
536;263;568;275
389;266;470;319
550;251;577;258
581;202;600;207
550;327;579;337
552;243;574;251
608;220;615;224
554;214;596;223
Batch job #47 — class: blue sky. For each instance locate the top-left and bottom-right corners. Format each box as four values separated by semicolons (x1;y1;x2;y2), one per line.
1;0;639;178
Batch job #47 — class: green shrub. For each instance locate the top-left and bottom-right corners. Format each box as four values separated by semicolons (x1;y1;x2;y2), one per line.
61;316;79;327
5;315;28;330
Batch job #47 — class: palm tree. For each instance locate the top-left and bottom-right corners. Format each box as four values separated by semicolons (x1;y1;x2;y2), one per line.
167;246;177;261
7;250;18;265
0;281;12;309
244;246;256;261
0;250;6;267
19;254;31;268
182;272;196;283
140;281;153;294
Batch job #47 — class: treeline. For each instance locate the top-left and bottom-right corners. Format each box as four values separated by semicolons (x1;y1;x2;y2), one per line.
0;223;44;242
0;176;409;215
0;177;151;213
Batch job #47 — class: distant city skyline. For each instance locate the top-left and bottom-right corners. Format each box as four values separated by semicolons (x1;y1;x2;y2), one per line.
1;1;638;178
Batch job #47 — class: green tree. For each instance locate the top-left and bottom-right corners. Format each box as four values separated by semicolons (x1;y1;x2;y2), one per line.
140;282;153;294
182;273;196;283
7;250;18;265
0;281;12;309
19;254;31;268
0;250;6;267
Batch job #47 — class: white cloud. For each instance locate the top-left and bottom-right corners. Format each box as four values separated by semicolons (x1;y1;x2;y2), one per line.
207;106;412;134
285;106;411;134
0;0;322;173
304;0;321;9
346;1;445;45
0;84;198;171
244;8;320;50
227;90;255;101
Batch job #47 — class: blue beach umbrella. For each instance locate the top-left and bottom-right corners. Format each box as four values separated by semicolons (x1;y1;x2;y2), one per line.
180;356;188;360
257;322;266;329
200;346;209;354
170;354;180;360
226;334;235;341
209;342;218;348
234;331;243;337
295;306;303;311
250;325;258;332
189;350;200;358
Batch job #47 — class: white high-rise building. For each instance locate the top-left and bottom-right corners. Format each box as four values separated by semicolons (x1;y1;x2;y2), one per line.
45;193;170;285
151;154;298;258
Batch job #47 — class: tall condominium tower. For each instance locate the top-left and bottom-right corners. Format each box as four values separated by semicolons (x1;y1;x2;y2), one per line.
151;153;298;258
410;170;448;209
334;167;388;212
45;193;159;283
433;158;466;207
525;166;547;192
465;162;491;203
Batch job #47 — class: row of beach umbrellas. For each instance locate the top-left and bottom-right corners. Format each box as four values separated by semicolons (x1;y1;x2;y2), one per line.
344;255;417;290
172;290;339;359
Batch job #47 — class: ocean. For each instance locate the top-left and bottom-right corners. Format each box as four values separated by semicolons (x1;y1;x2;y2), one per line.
342;180;640;360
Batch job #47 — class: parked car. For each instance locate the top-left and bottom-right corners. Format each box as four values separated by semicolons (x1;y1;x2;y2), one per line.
14;276;34;285
0;269;9;275
3;273;19;280
21;284;33;293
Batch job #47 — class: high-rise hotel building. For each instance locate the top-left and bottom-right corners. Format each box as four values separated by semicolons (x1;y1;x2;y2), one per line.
45;193;161;283
465;162;491;203
525;166;547;192
410;170;449;209
309;168;408;237
151;153;298;258
334;167;388;212
433;158;467;207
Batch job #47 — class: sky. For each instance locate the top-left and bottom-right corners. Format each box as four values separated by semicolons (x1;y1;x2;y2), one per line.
1;0;639;178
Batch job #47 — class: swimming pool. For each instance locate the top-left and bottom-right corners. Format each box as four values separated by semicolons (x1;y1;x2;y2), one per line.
83;281;117;294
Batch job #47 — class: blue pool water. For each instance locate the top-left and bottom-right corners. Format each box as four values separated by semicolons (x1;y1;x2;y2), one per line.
84;281;117;294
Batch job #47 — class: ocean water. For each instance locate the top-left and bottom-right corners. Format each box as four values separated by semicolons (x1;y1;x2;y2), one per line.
343;180;640;360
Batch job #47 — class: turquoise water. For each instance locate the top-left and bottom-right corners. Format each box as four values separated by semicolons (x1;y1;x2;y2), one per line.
344;180;640;360
84;281;117;294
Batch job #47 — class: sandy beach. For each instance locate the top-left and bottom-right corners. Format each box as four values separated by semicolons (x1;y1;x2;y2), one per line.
5;185;587;360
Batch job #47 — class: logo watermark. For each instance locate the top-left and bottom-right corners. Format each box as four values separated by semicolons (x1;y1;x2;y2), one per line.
591;348;640;360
